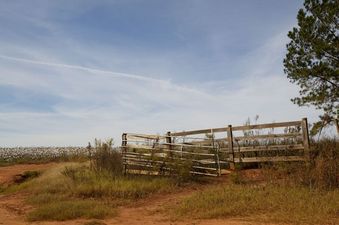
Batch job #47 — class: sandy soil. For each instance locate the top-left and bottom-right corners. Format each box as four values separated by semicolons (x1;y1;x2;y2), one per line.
0;163;57;185
0;163;277;225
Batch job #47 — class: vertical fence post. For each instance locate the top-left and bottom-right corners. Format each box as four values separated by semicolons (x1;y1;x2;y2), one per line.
122;133;127;175
227;125;235;170
166;131;172;154
211;129;221;176
165;131;172;175
301;118;311;161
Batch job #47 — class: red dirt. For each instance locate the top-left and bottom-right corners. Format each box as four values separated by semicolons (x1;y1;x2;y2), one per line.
0;163;57;185
0;163;279;225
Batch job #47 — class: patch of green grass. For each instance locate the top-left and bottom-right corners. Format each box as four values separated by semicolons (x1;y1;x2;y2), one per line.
171;184;339;224
27;199;115;221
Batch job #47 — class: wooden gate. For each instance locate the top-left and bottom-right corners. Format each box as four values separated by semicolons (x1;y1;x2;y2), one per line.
121;118;310;176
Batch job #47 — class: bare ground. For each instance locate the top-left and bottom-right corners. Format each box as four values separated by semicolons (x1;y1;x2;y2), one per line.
0;163;57;185
0;164;279;225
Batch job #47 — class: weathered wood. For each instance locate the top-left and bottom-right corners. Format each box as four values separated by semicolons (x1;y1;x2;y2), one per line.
170;127;228;136
227;125;235;169
122;133;128;175
125;146;215;156
301;118;311;161
169;120;301;136
232;120;301;131
190;171;218;177
234;133;302;141
192;166;218;171
187;138;228;146
124;161;218;176
162;142;215;149
165;131;172;158
234;156;307;163
127;133;166;140
122;118;310;177
235;144;304;153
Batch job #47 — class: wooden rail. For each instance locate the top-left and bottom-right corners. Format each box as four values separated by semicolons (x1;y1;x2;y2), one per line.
121;118;310;176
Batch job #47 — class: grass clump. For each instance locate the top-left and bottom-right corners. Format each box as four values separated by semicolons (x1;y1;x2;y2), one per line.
172;184;339;224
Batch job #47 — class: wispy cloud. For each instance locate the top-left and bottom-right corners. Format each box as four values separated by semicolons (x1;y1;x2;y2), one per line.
0;0;323;147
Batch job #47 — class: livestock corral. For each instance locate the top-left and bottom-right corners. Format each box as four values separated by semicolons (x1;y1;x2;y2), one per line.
122;118;311;177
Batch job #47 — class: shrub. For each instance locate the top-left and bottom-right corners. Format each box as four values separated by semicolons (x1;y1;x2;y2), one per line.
90;139;123;176
308;138;338;189
260;138;338;190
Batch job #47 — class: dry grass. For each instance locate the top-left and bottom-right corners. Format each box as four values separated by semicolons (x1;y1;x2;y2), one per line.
172;184;339;224
28;164;176;221
171;139;339;224
27;199;115;221
3;162;177;221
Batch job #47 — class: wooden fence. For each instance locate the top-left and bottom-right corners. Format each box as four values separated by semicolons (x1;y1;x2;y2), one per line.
121;118;310;176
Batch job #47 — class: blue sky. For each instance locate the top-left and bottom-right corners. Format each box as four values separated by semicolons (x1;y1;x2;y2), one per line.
0;0;322;146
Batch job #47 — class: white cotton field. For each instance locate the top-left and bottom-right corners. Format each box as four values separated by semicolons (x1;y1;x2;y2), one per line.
0;147;89;162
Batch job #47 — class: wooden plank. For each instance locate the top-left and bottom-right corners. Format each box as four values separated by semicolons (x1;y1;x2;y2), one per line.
232;121;301;131
234;156;307;163
161;149;215;156
234;133;302;141
124;158;217;171
124;162;218;176
185;138;228;145
190;171;218;177
169;121;301;136
126;133;166;140
170;127;228;136
127;143;214;150
192;166;218;171
126;144;155;150
124;152;152;156
126;145;215;156
163;142;215;149
124;153;216;166
235;144;304;153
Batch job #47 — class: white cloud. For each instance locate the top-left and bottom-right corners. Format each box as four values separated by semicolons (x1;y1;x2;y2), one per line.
0;1;325;146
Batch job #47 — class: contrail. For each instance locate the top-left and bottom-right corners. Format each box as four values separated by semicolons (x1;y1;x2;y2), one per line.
0;54;210;96
0;54;165;83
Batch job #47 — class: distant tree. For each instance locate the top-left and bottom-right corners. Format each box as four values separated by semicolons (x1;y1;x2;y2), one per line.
283;0;339;136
